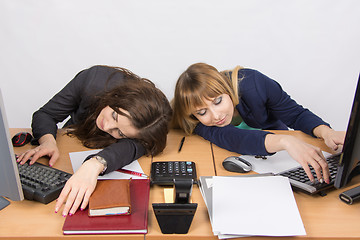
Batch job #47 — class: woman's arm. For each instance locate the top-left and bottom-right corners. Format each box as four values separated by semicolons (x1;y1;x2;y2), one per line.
264;133;330;184
27;66;112;165
313;125;346;151
54;138;146;216
17;133;59;166
194;124;272;155
19;69;90;166
31;68;90;142
238;69;330;137
97;138;147;174
55;157;104;217
252;71;345;154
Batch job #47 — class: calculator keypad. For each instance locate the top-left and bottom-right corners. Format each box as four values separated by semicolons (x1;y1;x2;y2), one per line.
151;161;197;185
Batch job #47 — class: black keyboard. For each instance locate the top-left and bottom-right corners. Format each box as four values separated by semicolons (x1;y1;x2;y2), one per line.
278;154;340;194
17;161;72;204
150;161;197;185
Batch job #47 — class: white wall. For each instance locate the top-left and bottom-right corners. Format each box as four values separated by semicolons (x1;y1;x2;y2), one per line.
1;0;359;131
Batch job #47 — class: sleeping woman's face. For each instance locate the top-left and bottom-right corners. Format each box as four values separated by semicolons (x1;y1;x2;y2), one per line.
191;94;234;127
96;106;139;139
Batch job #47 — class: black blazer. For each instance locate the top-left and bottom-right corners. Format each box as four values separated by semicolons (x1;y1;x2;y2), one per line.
31;65;146;173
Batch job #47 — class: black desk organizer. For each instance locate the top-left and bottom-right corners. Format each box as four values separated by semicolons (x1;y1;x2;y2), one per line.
152;179;197;234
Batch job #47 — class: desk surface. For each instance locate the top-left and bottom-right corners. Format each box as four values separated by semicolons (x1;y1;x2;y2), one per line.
1;129;360;240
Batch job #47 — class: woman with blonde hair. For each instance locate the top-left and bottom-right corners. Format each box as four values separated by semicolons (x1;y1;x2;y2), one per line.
172;62;345;185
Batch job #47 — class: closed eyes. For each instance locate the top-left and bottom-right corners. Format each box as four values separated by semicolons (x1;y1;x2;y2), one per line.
112;111;117;121
196;109;206;116
112;111;127;138
195;96;223;116
117;129;126;138
214;96;222;105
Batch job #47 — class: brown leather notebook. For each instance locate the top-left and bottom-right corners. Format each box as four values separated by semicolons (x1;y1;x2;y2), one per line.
89;179;131;216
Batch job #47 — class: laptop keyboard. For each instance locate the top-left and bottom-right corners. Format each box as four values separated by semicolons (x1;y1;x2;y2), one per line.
278;154;340;194
17;161;72;204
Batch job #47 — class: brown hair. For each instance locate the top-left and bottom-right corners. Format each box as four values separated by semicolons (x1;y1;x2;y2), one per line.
67;66;172;156
171;63;241;135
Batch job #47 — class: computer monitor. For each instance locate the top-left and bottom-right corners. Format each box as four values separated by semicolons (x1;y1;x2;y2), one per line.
0;89;24;210
334;74;360;189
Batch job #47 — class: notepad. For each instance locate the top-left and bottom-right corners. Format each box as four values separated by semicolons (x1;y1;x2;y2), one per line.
89;179;131;216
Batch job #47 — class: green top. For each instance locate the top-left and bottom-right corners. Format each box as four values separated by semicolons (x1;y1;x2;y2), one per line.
235;121;259;130
231;114;259;130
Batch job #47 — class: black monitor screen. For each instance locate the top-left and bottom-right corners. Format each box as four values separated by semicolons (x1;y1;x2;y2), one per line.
334;74;360;189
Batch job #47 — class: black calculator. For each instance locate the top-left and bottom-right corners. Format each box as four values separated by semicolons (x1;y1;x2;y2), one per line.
150;161;197;185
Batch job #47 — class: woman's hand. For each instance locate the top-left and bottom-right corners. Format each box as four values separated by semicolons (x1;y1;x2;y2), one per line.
17;134;59;167
54;158;104;217
265;134;330;184
313;125;345;152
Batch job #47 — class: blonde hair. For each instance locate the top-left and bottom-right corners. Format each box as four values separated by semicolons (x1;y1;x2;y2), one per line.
171;63;243;135
222;65;243;100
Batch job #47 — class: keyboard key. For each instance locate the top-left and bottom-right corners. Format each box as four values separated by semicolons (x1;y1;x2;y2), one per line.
17;161;71;204
278;154;340;195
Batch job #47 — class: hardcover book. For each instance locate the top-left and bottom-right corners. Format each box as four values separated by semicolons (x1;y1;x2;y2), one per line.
62;179;150;235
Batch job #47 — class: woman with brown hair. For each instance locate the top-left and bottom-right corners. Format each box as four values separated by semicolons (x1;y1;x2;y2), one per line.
172;63;345;186
17;65;172;216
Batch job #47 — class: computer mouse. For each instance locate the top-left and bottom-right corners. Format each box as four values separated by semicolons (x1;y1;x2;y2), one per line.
222;156;252;173
11;132;33;147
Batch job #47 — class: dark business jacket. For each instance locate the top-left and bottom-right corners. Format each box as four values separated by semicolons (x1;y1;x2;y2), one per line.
194;68;330;155
31;65;146;173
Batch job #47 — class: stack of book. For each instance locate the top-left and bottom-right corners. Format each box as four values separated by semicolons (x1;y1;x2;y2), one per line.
62;179;150;235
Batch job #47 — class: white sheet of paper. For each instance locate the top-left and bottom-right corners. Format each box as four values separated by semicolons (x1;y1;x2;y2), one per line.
217;233;249;239
212;176;306;237
69;149;145;180
240;150;332;174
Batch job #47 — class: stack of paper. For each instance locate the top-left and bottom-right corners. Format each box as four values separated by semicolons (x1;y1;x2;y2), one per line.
199;175;306;239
